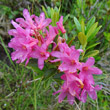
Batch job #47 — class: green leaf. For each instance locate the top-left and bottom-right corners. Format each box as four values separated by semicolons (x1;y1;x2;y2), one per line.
88;26;102;41
86;22;98;39
104;32;110;41
77;0;82;8
74;17;81;32
78;32;87;47
84;50;99;58
81;19;85;34
51;8;59;26
86;42;100;51
64;33;68;41
86;16;95;34
63;14;70;24
42;5;49;18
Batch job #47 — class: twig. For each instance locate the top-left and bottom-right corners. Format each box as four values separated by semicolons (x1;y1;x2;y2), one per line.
88;0;99;17
5;92;14;98
50;83;56;92
26;78;41;84
74;100;81;110
43;0;48;9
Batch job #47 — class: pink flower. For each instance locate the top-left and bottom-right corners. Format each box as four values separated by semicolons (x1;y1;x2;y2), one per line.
8;36;38;64
51;43;81;73
56;16;66;34
34;12;52;30
16;9;51;32
53;81;76;105
79;57;102;82
30;43;50;70
8;20;31;38
45;25;57;46
16;9;36;29
80;78;102;103
78;57;102;102
54;72;84;104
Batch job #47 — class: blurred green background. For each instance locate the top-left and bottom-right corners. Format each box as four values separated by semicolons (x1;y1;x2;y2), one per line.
0;0;110;110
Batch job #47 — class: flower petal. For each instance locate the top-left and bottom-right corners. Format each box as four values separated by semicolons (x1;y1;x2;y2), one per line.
38;58;44;70
67;93;74;105
81;89;87;103
88;90;97;100
58;92;67;103
89;67;102;74
86;57;95;66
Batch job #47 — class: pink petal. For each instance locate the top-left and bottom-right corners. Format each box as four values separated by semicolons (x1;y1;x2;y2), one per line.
67;94;74;105
38;58;44;70
8;29;18;36
77;49;83;52
89;67;102;75
51;51;63;58
88;90;97;100
11;20;20;28
86;57;95;66
23;9;31;20
56;16;66;34
53;90;61;95
58;92;67;103
94;85;102;91
25;57;30;66
46;25;56;46
16;18;28;27
81;89;87;103
61;74;66;80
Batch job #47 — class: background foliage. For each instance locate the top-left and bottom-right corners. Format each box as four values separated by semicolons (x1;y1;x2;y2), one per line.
0;0;110;110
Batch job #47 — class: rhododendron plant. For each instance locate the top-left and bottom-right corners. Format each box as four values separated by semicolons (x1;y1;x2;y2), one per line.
8;9;102;105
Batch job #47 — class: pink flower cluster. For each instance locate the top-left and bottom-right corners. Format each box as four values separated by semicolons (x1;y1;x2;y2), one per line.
51;43;102;104
8;9;102;104
8;9;65;69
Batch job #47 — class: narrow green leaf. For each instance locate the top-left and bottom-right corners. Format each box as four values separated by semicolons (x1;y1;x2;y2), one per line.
81;19;85;34
51;8;54;20
77;0;82;8
42;6;49;18
51;12;59;26
104;32;110;41
63;14;70;24
78;32;87;46
74;17;81;32
47;6;51;17
84;50;99;58
86;22;98;39
0;36;15;67
86;16;95;34
88;25;102;41
86;42;100;51
50;7;59;26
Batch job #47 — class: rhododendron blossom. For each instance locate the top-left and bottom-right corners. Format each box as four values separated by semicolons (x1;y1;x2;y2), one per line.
8;9;56;69
8;9;103;105
51;42;82;73
56;16;66;33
